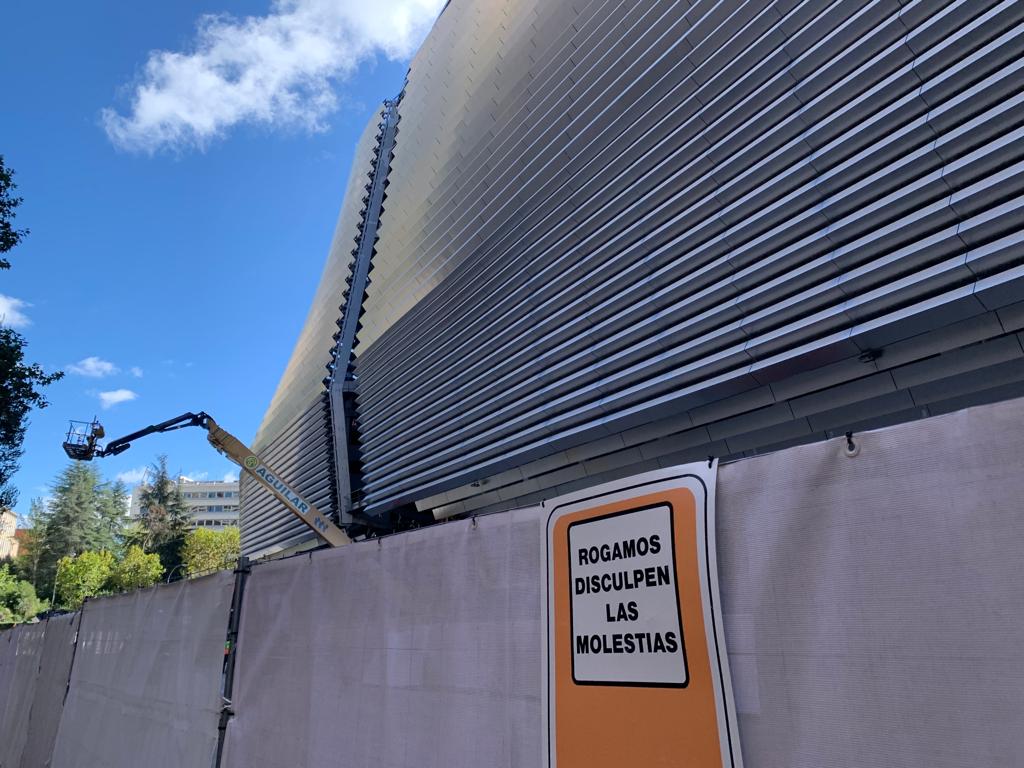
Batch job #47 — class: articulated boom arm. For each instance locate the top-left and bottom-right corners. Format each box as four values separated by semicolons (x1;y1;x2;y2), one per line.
63;412;350;547
202;416;349;547
98;412;208;457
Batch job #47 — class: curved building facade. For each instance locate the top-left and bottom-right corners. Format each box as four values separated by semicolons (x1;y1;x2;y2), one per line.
239;106;388;556
242;0;1024;556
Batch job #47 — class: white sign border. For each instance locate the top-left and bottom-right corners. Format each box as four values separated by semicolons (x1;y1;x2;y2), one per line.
541;462;744;768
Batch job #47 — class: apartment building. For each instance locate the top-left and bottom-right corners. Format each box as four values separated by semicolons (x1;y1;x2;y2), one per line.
130;478;239;529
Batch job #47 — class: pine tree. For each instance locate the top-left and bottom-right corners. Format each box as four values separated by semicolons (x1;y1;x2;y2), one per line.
35;463;127;597
137;456;191;576
95;480;129;551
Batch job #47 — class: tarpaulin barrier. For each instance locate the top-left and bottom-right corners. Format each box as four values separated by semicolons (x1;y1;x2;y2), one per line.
0;622;46;767
50;571;234;768
0;629;13;729
18;612;80;768
1;396;1021;766
223;396;1023;767
716;396;1024;767
223;506;544;768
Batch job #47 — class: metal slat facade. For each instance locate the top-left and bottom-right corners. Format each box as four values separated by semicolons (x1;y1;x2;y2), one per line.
243;0;1024;552
239;397;336;556
352;0;1024;518
239;107;386;557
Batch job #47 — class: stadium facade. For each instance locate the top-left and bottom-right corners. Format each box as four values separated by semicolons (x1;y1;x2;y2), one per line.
241;0;1024;557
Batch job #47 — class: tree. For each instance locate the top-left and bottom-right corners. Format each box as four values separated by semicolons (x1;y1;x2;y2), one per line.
0;563;47;625
136;456;191;575
54;550;115;610
120;519;149;551
34;463;128;598
107;545;163;591
181;527;240;576
95;479;130;550
10;497;46;588
0;155;28;268
0;330;63;508
0;156;63;507
51;545;164;610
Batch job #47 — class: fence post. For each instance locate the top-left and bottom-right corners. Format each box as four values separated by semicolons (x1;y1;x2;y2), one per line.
215;556;250;768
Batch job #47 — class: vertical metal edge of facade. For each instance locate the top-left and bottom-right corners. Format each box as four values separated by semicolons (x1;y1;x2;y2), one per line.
328;100;400;530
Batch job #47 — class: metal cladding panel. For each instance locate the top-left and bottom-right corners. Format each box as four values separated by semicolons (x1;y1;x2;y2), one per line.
240;396;337;556
351;0;1024;518
253;108;384;451
240;107;385;556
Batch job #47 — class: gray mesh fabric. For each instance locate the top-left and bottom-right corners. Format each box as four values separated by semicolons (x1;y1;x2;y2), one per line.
0;628;12;729
19;612;81;768
223;507;544;768
225;396;1023;766
0;396;1017;766
716;395;1024;767
0;622;46;767
50;571;234;768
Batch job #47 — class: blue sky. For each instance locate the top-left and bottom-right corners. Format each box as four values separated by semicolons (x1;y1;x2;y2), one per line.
2;0;443;515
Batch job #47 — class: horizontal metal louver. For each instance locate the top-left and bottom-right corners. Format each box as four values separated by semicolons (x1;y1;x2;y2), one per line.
350;0;1024;518
240;107;386;556
239;397;336;556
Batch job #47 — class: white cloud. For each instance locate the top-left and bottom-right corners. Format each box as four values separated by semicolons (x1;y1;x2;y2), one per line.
98;389;139;409
67;356;120;377
102;0;446;153
0;294;32;328
116;467;149;485
130;366;144;378
180;471;210;482
223;471;239;482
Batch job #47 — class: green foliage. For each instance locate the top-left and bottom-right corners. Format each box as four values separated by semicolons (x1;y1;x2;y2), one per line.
107;545;163;592
51;544;165;610
34;463;128;596
9;497;45;586
0;155;28;267
54;550;115;610
120;520;149;551
0;156;63;507
0;563;47;625
181;526;240;576
137;456;191;575
0;329;64;508
97;480;129;549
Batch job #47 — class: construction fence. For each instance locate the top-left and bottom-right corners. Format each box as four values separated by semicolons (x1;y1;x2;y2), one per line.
1;397;1023;767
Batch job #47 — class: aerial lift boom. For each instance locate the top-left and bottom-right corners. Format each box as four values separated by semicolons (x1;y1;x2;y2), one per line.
62;412;350;547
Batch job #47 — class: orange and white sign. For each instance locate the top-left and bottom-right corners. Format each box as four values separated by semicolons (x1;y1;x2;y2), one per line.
543;463;742;768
